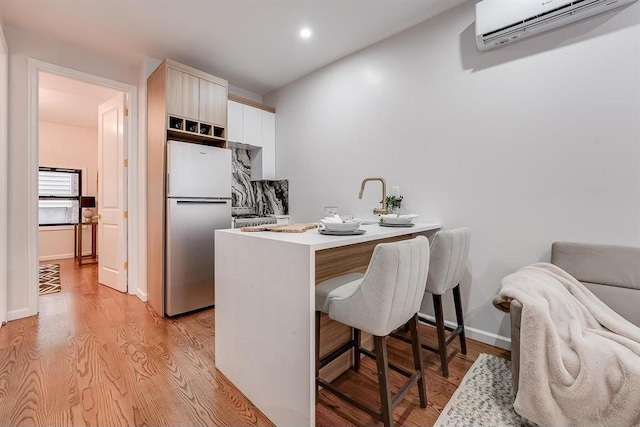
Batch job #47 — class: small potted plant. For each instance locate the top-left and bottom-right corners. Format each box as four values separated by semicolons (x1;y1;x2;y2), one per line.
385;195;403;215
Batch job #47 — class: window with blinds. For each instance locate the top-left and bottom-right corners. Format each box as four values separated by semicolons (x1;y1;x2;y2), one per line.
38;167;82;226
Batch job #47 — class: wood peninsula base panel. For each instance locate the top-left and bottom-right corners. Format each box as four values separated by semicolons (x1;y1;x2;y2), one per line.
315;235;415;382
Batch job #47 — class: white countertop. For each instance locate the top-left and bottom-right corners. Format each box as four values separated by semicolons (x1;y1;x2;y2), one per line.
217;222;441;251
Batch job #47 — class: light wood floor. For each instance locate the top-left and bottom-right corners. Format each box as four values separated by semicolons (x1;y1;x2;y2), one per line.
0;258;509;426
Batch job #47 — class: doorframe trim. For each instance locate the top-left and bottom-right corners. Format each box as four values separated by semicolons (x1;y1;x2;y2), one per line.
0;26;8;325
26;58;139;318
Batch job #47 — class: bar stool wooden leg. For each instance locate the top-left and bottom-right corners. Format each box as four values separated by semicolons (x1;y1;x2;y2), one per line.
432;294;449;377
408;314;427;408
453;285;467;355
374;336;393;427
315;310;321;404
353;328;361;372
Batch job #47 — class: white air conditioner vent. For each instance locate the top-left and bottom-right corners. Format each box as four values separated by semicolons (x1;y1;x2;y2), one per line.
476;0;637;51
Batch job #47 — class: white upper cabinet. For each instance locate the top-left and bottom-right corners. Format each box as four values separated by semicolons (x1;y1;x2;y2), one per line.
260;111;276;180
227;99;276;181
227;100;243;143
250;111;276;181
242;104;263;148
227;100;271;149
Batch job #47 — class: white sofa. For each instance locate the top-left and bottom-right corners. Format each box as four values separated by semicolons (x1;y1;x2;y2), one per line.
510;241;640;393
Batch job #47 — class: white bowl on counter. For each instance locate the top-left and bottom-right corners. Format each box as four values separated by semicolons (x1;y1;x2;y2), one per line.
379;214;419;225
321;220;362;231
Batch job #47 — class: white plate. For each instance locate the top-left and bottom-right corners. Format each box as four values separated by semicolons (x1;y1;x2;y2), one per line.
321;221;361;231
318;229;366;236
379;223;416;228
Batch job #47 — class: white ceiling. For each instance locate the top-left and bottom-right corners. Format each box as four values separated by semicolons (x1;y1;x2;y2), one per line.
39;72;122;129
0;0;466;95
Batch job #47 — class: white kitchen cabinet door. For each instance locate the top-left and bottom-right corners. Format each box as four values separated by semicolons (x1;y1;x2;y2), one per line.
243;104;262;148
250;111;276;181
261;111;276;180
227;100;243;143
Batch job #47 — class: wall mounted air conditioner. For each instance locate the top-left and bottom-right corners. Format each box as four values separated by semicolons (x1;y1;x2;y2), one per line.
476;0;637;51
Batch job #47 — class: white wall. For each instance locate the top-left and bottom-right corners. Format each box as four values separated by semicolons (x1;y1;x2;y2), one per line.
4;25;139;319
38;121;98;261
0;16;8;326
265;2;640;347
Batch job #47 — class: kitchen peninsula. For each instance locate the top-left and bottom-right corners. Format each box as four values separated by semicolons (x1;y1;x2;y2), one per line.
215;222;441;426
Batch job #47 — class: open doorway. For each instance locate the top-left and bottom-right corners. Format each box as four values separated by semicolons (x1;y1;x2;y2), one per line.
35;70;129;302
18;59;138;319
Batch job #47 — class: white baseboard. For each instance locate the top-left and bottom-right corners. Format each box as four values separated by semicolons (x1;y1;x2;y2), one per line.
8;307;32;321
418;313;511;351
136;288;148;302
39;252;92;262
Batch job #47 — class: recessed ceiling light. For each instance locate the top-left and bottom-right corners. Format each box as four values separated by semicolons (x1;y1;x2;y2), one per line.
299;28;312;39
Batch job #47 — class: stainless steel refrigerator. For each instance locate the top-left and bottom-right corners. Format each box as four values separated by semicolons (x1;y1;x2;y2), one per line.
166;140;231;316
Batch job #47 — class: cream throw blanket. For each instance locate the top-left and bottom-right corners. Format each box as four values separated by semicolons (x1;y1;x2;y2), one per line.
493;262;640;427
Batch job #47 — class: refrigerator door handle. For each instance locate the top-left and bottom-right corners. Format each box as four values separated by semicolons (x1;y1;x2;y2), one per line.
176;200;229;205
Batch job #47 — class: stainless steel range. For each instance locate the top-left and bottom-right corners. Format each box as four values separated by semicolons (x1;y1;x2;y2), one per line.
232;207;277;228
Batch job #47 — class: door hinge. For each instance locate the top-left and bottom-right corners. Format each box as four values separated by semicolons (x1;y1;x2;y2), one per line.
123;159;128;167
124;107;129;117
124;262;128;270
124;211;128;219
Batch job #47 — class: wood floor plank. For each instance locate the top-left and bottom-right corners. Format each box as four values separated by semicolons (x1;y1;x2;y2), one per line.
0;258;510;427
0;259;272;427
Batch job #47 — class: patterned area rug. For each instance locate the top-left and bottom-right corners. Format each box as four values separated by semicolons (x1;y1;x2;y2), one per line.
39;263;61;295
434;353;530;427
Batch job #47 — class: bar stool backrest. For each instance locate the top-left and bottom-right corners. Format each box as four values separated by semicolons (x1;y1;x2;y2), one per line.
425;228;471;296
328;236;430;337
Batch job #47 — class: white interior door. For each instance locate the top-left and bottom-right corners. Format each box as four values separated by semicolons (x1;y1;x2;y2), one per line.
98;93;127;292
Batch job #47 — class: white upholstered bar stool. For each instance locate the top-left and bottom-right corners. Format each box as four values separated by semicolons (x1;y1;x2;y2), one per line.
315;236;430;427
419;227;470;377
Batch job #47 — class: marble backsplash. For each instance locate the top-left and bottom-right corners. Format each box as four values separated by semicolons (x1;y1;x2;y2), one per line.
231;148;288;215
231;148;256;207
